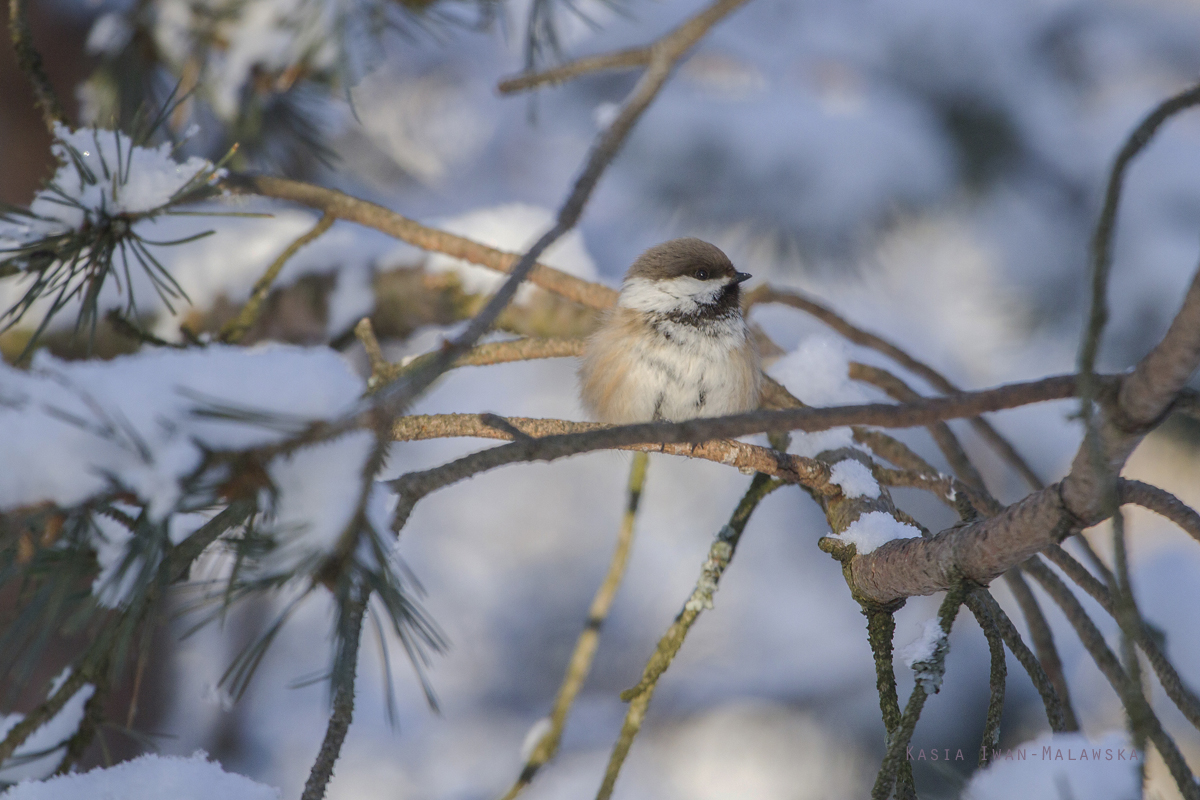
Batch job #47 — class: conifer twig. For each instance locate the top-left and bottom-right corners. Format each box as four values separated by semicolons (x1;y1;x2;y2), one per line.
300;592;368;800
7;0;65;132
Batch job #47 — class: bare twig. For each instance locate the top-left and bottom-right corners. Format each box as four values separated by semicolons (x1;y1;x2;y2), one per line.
8;0;65;131
1001;568;1080;731
223;174;617;312
499;47;652;94
219;214;335;344
594;473;782;800
1119;478;1200;543
1023;559;1199;800
501;452;649;800
1080;82;1200;389
1039;546;1200;732
746;285;1045;490
849;361;993;503
387;375;1082;531
391;412;832;492
969;589;1069;733
863;607;916;799
300;593;367;800
964;593;1006;766
372;338;585;390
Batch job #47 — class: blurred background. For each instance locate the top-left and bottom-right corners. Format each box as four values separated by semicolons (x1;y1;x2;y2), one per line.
5;0;1200;797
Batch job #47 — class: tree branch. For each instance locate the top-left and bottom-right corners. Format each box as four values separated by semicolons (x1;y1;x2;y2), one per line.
502;452;649;800
594;473;781;800
1080;83;1200;389
746;284;1045;490
387;375;1081;530
1023;559;1199;800
219;213;334;344
300;593;367;800
223;174;617;312
7;0;65;132
1001;568;1079;731
498;47;652;94
1119;478;1200;543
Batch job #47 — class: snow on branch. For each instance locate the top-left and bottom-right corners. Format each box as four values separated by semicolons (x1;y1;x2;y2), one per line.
0;125;225;345
0;344;382;605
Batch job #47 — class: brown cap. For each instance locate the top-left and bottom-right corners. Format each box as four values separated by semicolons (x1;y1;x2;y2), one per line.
625;238;747;284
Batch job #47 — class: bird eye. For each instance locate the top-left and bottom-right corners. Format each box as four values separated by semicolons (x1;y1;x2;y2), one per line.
695;269;709;280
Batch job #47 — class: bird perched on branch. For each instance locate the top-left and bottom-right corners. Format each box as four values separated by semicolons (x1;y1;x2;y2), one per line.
579;238;761;423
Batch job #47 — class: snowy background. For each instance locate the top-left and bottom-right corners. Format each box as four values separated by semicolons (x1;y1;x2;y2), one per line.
4;0;1200;797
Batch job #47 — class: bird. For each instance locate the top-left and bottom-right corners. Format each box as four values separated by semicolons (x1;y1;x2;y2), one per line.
579;238;761;424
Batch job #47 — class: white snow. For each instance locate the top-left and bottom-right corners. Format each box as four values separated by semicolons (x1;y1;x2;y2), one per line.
0;751;280;800
424;204;599;304
965;732;1139;800
767;335;872;458
0;125;217;247
0;670;95;784
827;459;880;499
826;511;921;555
897;618;947;668
518;716;552;763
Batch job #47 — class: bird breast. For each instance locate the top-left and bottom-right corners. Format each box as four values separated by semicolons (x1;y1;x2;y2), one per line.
578;307;761;424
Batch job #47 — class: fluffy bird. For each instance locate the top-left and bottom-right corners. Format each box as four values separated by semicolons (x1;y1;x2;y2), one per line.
579;238;761;423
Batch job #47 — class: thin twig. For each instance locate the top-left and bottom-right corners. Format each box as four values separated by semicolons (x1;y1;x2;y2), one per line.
387;375;1083;532
964;593;1006;766
1040;546;1200;732
371;338;585;391
863;607;916;799
391;412;832;491
970;589;1069;733
849;361;994;504
1001;567;1080;731
8;0;65;131
872;583;968;800
746;284;1045;490
222;174;617;312
594;473;782;800
219;213;335;344
501;452;649;800
1119;478;1200;543
498;47;652;94
300;593;368;800
1080;82;1200;389
1023;558;1200;800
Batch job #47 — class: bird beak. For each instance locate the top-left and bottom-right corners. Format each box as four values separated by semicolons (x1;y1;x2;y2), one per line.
733;272;752;284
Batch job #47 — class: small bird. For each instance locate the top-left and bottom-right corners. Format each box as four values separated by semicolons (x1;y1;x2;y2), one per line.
579;238;761;423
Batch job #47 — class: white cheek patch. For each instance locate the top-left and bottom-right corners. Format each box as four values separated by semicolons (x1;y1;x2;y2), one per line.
618;275;726;313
